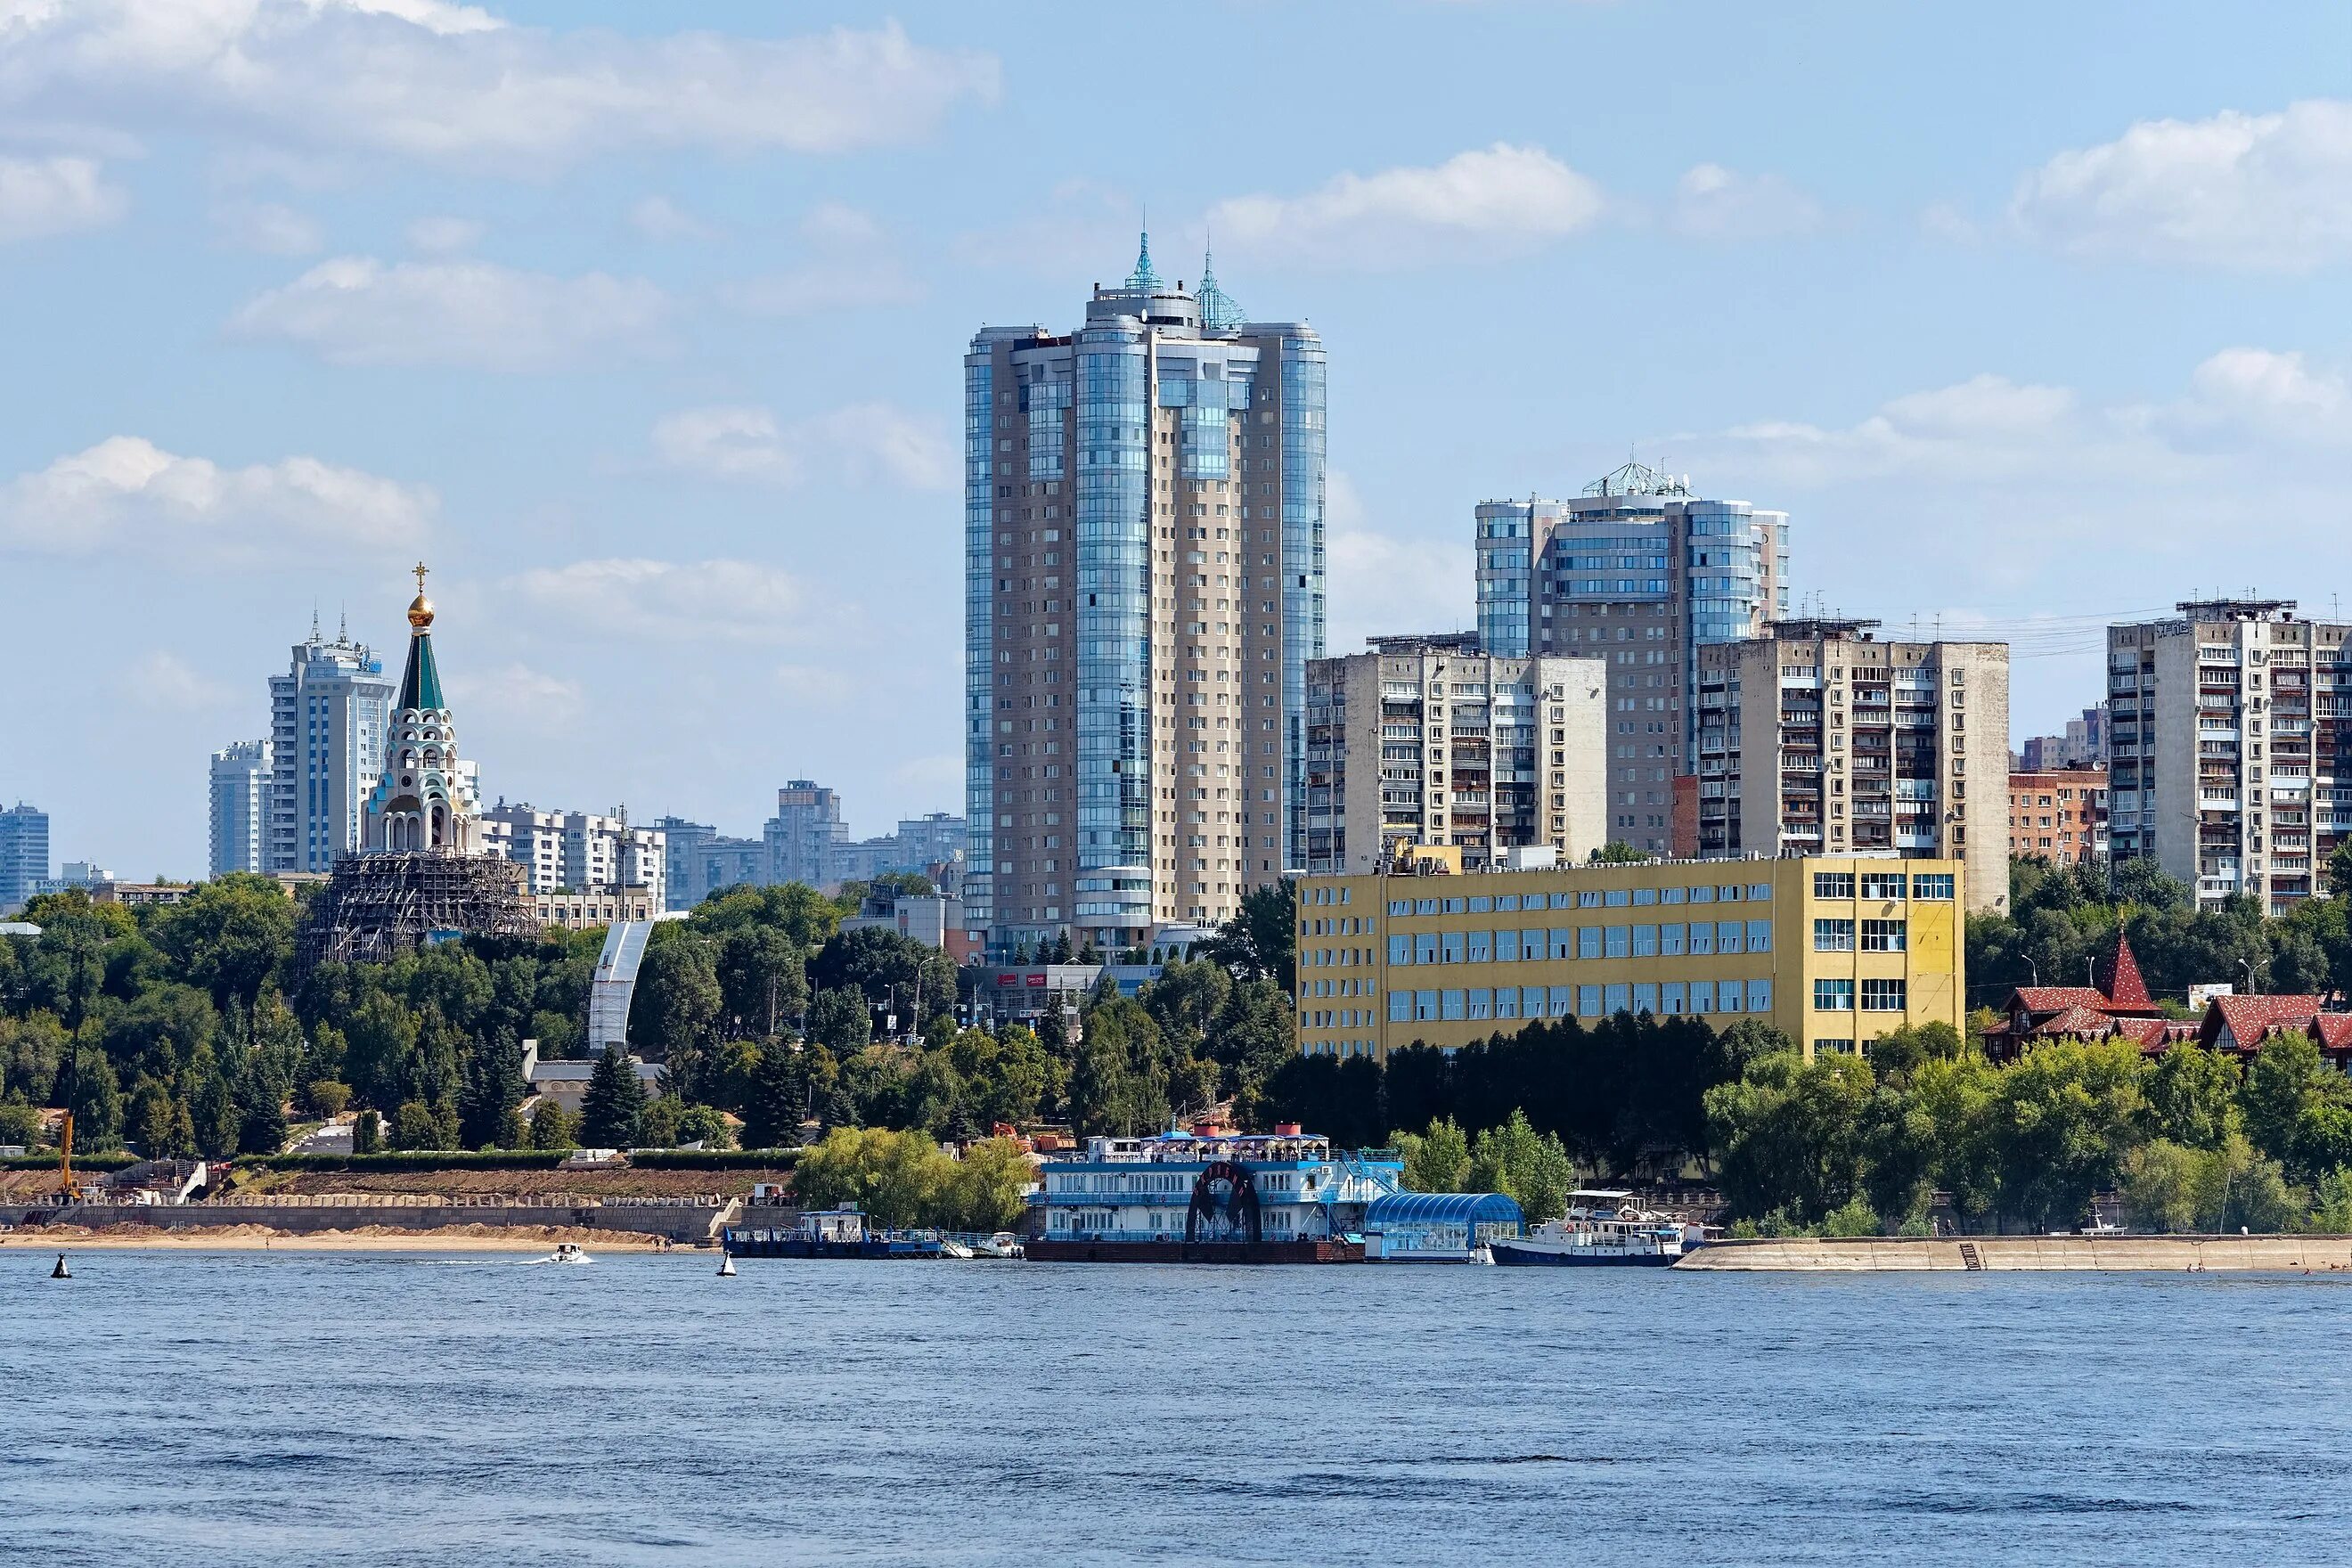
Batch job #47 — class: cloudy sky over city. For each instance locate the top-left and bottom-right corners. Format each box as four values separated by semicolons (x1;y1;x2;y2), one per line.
4;0;2350;875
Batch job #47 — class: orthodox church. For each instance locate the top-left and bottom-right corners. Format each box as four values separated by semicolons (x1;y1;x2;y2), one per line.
292;565;535;977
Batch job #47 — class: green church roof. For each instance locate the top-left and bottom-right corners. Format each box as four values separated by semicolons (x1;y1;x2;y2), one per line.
397;630;443;712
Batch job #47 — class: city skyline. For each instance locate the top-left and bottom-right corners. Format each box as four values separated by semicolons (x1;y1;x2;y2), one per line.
4;3;2351;877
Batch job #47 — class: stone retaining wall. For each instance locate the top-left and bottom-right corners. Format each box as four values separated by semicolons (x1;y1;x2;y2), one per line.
1678;1235;2352;1272
2;1202;723;1243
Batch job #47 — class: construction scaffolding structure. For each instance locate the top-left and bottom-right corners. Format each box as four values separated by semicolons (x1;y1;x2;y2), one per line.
293;849;536;977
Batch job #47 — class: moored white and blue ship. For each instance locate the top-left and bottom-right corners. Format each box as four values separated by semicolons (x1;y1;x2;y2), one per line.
1489;1190;1695;1267
1025;1125;1402;1263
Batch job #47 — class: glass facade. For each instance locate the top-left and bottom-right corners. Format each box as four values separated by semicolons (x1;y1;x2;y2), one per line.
1074;324;1151;874
966;252;1324;951
963;351;997;932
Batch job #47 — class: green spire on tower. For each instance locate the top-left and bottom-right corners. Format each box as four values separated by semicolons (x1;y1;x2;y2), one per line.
1125;212;1161;290
1197;236;1246;330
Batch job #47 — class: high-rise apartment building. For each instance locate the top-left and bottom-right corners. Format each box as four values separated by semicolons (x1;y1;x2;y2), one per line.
1303;634;1608;873
2106;599;2348;913
967;236;1325;953
1474;463;1787;855
267;622;395;873
2009;766;2109;864
765;780;847;887
208;740;273;877
1695;619;2010;911
482;802;666;905
0;802;50;913
2019;703;2110;772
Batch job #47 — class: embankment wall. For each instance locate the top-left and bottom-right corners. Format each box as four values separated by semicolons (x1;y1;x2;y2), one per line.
1678;1235;2352;1272
1;1201;723;1243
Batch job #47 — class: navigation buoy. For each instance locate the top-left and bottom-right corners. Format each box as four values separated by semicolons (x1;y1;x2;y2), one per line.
51;1254;70;1279
717;1254;737;1278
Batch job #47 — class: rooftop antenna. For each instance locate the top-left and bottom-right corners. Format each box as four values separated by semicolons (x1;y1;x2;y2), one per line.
310;601;320;642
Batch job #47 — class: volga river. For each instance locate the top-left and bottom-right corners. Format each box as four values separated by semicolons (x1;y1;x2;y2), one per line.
4;1250;2348;1565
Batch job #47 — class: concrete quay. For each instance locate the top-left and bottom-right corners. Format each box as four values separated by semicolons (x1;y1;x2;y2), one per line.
2;1196;737;1245
1678;1235;2352;1272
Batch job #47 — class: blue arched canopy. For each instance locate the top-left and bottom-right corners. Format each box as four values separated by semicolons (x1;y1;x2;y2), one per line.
1365;1191;1524;1230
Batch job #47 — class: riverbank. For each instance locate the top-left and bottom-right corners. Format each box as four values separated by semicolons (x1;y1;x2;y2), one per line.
0;1222;682;1253
1679;1234;2352;1272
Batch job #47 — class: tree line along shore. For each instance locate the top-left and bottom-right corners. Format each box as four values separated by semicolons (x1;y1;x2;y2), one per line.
9;859;2352;1239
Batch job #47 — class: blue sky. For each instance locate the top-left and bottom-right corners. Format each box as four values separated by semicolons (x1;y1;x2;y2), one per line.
4;0;2350;877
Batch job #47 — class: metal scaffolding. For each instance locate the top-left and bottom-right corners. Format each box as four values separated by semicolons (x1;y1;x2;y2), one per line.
292;849;536;977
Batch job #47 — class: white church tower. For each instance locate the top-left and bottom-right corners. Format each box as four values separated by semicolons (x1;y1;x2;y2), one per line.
366;562;484;853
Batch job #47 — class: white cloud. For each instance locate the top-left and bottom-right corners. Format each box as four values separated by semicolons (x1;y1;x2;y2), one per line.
1668;163;1822;241
1207;143;1605;267
404;214;483;253
653;403;953;491
0;435;432;565
445;660;584;736
0;155;126;241
2010;99;2352;271
627;194;719;242
507;558;828;644
118;650;235;710
227;256;670;371
1322;472;1473;651
718;202;923;316
651;406;800;486
0;5;999;173
211;199;321;255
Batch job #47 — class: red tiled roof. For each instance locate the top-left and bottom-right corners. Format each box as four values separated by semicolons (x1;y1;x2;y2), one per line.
2034;1005;2117;1039
2115;1017;2179;1049
2104;935;2153;1009
2202;994;2326;1051
2013;986;2108;1014
2310;1014;2352;1050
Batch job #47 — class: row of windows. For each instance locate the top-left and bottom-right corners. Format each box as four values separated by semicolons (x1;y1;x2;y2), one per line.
1811;919;1908;952
1387;882;1770;916
1812;978;1908;1011
1812;871;1955;901
1383;979;1773;1022
1388;922;1775;965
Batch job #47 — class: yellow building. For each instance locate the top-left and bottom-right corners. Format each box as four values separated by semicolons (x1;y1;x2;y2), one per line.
1293;855;1964;1062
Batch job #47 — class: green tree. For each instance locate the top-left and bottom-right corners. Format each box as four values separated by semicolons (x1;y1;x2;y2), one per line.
792;1126;953;1228
1704;1050;1874;1224
634;930;725;1058
638;1094;684;1148
457;1036;527;1150
739;1041;807;1149
1990;1039;2145;1230
304;1079;352;1119
191;1064;240;1158
2241;1033;2343;1174
1400;1116;1471;1192
527;1100;578;1151
2144;1042;2239;1150
1197;880;1297;991
946;1137;1034;1231
1588;841;1654;864
0;1094;40;1150
678;1103;735;1149
806;987;872;1052
392;1099;452;1150
2119;1139;2204;1232
351;1107;382;1154
150;874;295;1030
580;1045;646;1148
715;927;804;1041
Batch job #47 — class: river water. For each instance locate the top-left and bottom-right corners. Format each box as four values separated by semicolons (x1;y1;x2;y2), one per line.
4;1249;2348;1565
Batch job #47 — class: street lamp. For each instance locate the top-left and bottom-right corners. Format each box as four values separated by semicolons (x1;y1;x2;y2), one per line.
2239;958;2258;997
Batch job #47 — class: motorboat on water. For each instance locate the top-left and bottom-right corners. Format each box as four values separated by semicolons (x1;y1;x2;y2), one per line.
973;1232;1025;1260
1489;1190;1692;1268
939;1237;975;1260
531;1243;594;1265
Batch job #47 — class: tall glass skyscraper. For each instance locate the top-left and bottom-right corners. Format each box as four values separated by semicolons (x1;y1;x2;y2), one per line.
967;238;1325;954
1474;465;1788;854
0;802;49;914
266;623;394;873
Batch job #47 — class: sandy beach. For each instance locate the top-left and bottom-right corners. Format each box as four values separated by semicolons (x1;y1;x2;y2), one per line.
0;1222;690;1254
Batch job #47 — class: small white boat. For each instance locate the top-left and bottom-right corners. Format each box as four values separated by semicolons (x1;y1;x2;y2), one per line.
939;1238;975;1260
530;1243;595;1265
973;1232;1025;1259
716;1254;737;1277
1490;1191;1687;1268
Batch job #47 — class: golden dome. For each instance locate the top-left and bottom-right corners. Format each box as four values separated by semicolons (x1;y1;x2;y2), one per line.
407;592;436;630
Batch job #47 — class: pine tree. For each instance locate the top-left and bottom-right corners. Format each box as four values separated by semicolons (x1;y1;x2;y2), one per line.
580;1045;645;1148
457;1036;527;1149
739;1041;804;1150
